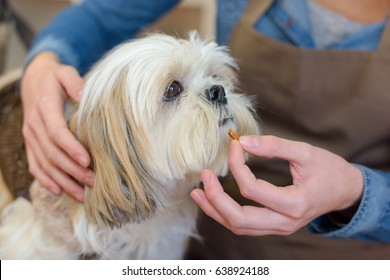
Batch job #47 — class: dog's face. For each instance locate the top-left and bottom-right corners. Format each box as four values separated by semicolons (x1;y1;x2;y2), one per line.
70;33;259;227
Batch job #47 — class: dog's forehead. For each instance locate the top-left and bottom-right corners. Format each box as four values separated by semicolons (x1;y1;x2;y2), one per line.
165;44;233;75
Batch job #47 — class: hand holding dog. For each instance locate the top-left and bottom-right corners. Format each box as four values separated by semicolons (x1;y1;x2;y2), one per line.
21;52;93;202
191;135;364;236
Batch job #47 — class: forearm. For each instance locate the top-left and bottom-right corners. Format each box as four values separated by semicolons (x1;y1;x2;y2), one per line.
308;165;390;242
25;0;180;74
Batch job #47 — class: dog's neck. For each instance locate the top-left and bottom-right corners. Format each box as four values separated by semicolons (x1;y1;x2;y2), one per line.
153;176;201;210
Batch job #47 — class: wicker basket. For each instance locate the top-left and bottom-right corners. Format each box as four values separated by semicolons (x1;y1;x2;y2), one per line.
0;68;33;199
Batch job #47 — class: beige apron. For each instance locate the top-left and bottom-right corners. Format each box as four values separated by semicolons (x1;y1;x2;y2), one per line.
188;0;390;259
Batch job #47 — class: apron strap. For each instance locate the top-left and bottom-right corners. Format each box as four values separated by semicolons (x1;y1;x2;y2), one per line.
244;0;273;24
244;0;390;56
378;18;390;55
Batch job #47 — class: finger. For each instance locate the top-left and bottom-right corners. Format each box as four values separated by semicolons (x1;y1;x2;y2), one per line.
190;188;230;227
38;94;90;168
201;169;255;224
44;138;94;187
45;167;85;202
26;117;86;201
239;135;313;165
28;105;93;185
228;140;258;186
54;65;85;102
191;188;303;236
228;140;304;216
25;143;61;195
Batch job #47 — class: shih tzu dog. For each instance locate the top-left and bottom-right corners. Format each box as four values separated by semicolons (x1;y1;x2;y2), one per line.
0;32;259;259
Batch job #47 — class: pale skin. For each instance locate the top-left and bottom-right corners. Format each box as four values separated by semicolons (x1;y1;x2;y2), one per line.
21;0;389;229
21;52;93;202
190;136;363;236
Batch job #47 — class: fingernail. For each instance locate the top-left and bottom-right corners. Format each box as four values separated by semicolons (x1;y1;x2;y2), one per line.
190;190;203;202
76;155;88;167
85;171;94;186
239;136;259;149
77;196;84;203
51;187;61;196
75;191;84;202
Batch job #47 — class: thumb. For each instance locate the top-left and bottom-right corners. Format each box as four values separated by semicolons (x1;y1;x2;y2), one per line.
55;65;85;103
239;135;311;165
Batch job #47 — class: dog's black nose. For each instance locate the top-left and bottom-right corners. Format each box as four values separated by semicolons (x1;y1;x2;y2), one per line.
205;85;227;105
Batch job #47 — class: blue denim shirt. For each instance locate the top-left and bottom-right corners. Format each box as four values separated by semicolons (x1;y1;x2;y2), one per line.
26;0;390;242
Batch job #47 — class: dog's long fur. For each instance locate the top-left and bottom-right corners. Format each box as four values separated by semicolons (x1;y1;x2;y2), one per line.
0;32;259;259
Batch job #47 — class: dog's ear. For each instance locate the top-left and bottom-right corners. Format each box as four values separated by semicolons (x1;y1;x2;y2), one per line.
70;78;160;228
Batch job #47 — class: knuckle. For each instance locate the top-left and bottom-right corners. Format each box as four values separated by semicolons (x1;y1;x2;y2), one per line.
297;142;315;162
279;221;300;235
22;125;30;139
47;125;65;143
206;191;218;205
41;164;52;175
59;64;74;73
71;168;88;183
28;164;38;176
46;124;57;139
228;216;245;229
46;147;59;163
239;184;254;199
230;226;245;236
287;223;301;235
24;113;38;131
288;198;309;220
37;96;50;112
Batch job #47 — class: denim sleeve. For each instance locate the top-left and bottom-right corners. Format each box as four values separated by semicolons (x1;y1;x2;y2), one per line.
25;0;180;74
307;164;390;242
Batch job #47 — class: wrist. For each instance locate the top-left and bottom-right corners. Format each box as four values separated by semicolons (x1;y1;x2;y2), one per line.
26;51;60;70
340;163;364;209
21;52;61;100
328;164;364;226
326;201;361;227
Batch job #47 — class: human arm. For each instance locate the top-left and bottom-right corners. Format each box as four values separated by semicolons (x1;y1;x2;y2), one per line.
191;135;390;241
21;52;92;201
26;0;181;74
21;0;180;201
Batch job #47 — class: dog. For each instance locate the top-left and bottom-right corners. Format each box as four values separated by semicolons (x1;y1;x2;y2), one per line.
0;32;259;259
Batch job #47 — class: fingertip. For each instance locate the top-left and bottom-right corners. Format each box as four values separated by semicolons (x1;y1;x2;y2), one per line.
230;138;240;147
230;138;244;153
84;170;95;187
76;90;83;102
49;185;62;196
190;189;204;203
77;193;84;203
72;188;85;203
229;139;246;167
76;154;90;167
239;135;260;150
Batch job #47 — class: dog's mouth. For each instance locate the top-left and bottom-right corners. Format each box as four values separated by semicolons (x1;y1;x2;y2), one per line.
218;107;233;126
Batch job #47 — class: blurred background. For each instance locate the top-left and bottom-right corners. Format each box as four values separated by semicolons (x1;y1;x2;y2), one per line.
0;0;216;74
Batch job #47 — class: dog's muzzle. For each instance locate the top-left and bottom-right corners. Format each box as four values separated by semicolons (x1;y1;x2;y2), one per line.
205;85;232;126
205;85;227;105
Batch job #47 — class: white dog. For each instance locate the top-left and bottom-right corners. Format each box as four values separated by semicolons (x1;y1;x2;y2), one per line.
0;32;259;259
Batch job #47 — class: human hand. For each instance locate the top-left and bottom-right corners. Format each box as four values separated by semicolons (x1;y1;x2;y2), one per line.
191;135;364;236
21;52;93;202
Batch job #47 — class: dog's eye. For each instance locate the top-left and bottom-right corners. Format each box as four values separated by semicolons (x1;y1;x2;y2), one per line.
164;80;183;100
